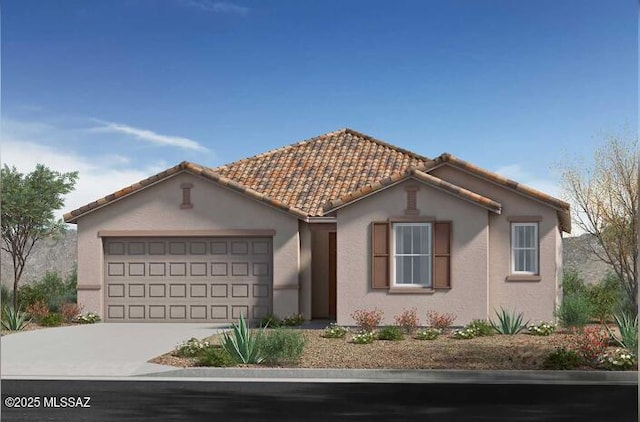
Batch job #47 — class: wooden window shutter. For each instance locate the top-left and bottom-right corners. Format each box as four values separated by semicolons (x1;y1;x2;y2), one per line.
371;222;390;289
433;222;451;289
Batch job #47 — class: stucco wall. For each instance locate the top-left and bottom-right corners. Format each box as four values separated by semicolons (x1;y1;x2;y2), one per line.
336;179;489;327
74;171;300;319
431;165;561;323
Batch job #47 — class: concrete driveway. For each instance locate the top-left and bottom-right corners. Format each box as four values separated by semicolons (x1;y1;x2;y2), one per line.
1;323;227;377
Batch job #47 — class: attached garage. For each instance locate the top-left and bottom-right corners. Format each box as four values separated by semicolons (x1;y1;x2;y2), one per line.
103;236;273;322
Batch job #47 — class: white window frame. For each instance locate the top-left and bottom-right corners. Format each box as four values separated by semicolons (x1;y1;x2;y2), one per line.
511;222;539;275
391;222;432;287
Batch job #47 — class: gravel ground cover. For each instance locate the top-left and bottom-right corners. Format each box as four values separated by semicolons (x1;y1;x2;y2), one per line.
149;325;634;370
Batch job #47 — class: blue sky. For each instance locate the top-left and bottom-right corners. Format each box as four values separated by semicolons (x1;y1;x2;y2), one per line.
1;0;637;221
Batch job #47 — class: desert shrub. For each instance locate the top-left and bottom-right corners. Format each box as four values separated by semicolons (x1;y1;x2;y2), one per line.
393;308;419;334
196;346;236;367
425;310;456;330
260;328;307;366
73;312;100;324
1;304;30;331
606;312;638;354
572;326;608;363
377;326;404;341
0;284;13;306
587;279;620;323
599;348;637;371
175;337;211;357
600;272;635;316
351;308;383;332
39;313;64;327
60;302;84;323
556;294;593;328
282;313;305;327
466;319;494;337
26;300;49;321
323;323;347;339
528;322;556;336
351;331;375;344
452;328;476;339
415;328;441;340
490;308;528;335
562;270;588;296
221;314;265;364
543;347;581;370
259;314;282;328
18;271;77;311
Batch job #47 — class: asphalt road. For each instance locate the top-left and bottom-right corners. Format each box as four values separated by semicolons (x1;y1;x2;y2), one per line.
1;379;637;421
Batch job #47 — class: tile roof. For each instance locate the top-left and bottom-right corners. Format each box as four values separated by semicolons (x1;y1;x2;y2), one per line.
211;128;431;216
63;128;570;233
422;153;571;232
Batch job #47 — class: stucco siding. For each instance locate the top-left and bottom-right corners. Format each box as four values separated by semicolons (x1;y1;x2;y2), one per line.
336;179;489;327
432;165;561;322
75;171;300;319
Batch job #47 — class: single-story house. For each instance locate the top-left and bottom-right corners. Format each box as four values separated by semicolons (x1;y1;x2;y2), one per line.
64;128;571;326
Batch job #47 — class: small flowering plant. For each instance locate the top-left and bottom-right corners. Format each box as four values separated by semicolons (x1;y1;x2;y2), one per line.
73;312;100;324
528;322;556;336
351;331;376;344
323;323;348;339
175;337;211;357
415;328;442;340
600;349;637;371
452;328;476;340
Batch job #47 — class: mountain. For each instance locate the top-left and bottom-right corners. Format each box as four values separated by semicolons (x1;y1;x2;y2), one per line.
1;230;77;287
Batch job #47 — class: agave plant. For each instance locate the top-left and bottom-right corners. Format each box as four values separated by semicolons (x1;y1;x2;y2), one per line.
220;314;265;364
1;304;31;331
490;307;528;335
606;312;637;354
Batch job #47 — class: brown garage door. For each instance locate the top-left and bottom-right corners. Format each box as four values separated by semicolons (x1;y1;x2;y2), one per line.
103;237;272;322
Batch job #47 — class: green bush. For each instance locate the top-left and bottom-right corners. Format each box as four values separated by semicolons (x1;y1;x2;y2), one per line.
18;271;77;311
415;328;441;340
259;314;282;328
490;308;528;335
556;293;593;328
542;347;582;370
39;313;64;327
351;331;375;344
1;304;30;331
197;346;236;367
323;323;348;338
377;326;404;341
0;284;13;306
260;328;307;366
587;278;620;322
452;328;476;339
73;312;100;324
175;337;211;357
282;313;305;327
562;270;588;297
221;314;265;364
466;319;495;336
528;322;556;336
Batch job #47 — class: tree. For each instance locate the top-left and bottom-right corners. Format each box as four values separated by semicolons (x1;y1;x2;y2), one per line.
560;133;638;313
1;164;78;310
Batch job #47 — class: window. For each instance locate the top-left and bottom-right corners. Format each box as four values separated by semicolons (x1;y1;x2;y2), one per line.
391;223;432;286
511;223;538;274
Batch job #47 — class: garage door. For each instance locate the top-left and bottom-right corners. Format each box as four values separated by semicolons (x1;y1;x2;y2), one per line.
103;237;272;322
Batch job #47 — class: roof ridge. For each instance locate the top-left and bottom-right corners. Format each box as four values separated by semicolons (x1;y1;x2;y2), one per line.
212;128;430;171
211;128;350;171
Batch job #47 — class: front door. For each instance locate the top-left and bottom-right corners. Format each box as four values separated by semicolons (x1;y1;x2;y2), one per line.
328;232;337;319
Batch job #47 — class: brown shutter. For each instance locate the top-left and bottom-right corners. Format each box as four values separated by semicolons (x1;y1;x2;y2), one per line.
371;222;390;289
433;222;451;289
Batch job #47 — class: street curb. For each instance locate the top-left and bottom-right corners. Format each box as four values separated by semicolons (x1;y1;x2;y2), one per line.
134;368;639;385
